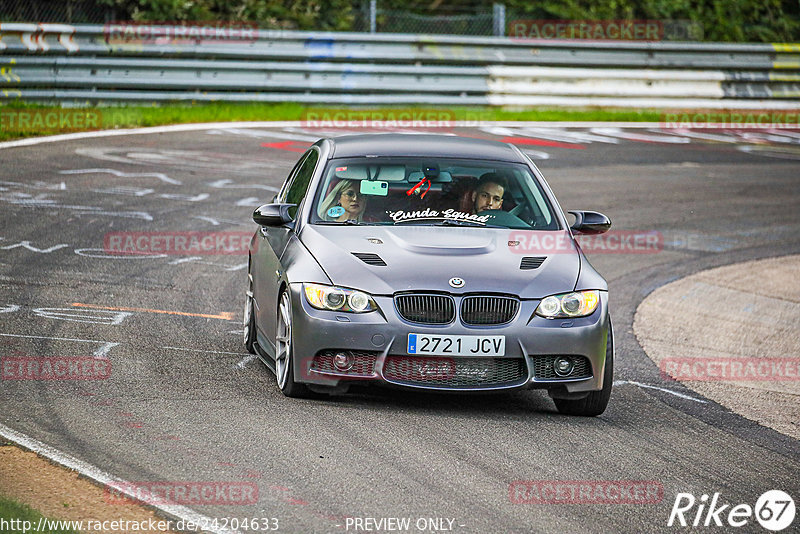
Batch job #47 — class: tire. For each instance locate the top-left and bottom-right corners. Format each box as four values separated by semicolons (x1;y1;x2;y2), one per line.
243;273;257;354
275;290;312;398
553;321;613;417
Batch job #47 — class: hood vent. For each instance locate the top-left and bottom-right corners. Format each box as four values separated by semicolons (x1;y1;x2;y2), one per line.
520;256;546;270
352;252;387;266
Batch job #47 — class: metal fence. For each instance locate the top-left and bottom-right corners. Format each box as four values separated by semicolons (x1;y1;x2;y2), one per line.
0;0;113;24
1;23;799;108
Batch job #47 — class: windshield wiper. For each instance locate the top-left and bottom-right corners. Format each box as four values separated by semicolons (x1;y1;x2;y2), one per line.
434;219;484;227
316;219;363;225
433;219;506;228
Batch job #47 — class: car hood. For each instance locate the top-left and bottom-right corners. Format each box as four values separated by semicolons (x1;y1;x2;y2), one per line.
299;225;580;297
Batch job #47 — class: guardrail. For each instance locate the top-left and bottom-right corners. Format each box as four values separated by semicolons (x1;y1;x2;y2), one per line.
1;23;799;108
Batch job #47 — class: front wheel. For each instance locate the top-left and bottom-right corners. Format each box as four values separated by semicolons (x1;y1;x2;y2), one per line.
553;321;613;417
275;291;312;398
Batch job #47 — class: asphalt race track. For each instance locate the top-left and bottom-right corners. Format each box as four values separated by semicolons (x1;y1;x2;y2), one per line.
1;124;799;533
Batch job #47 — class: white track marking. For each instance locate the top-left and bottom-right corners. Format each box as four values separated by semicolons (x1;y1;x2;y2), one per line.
31;307;132;326
206;127;320;142
236;354;259;369
614;380;708;403
0;241;69;253
0;423;236;534
737;145;800;160
193;216;221;226
0;122;718;153
159;193;210;202
192;215;248;226
235;197;264;207
208;179;280;192
167;256;203;265
224;263;248;271
0;194;153;220
0;180;66;190
657;128;740;143
519;127;620;144
163;346;250;356
60;167;180;185
590;127;691;143
73;248;167;259
0;333;118;357
480;125;618;144
92;186;155;196
766;129;800;139
523;149;550;159
0;304;21;314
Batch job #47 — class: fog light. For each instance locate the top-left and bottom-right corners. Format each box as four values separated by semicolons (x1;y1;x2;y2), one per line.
333;352;354;371
553;356;575;377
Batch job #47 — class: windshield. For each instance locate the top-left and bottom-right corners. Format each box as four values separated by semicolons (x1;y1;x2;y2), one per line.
309;157;560;230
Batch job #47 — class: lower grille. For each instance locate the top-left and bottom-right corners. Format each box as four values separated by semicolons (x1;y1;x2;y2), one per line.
531;355;592;380
395;294;455;324
311;350;378;376
383;356;526;388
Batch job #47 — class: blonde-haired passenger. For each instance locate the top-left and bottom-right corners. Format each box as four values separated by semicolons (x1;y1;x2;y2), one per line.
319;179;368;222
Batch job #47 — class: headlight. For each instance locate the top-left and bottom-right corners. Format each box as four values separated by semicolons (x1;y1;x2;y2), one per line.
304;283;377;313
535;290;600;319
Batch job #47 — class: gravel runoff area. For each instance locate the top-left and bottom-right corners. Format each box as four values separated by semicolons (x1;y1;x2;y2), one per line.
0;444;177;534
634;255;800;440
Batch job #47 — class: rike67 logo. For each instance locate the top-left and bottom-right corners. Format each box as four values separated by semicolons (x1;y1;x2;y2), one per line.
668;490;795;531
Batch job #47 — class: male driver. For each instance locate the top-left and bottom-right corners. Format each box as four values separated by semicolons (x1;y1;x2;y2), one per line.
471;172;507;214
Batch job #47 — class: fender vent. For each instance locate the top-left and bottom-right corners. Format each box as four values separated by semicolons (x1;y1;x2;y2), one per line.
520;256;546;270
352;252;386;266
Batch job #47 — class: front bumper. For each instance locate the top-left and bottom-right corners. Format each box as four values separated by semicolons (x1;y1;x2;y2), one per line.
288;283;609;393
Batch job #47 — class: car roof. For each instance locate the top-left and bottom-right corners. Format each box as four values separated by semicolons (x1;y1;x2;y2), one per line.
326;133;524;162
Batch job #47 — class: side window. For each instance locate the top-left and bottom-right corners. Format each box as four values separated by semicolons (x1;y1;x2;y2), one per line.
284;149;319;219
277;151;309;202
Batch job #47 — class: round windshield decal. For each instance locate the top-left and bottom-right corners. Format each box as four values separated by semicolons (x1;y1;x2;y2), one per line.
449;277;465;288
327;206;346;218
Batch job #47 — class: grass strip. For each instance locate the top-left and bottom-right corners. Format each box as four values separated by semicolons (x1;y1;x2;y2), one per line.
0;102;663;141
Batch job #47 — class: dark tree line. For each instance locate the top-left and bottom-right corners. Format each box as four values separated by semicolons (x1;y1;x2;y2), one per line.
90;0;800;41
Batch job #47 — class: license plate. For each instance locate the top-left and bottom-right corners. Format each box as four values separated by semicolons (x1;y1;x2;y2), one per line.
407;334;505;356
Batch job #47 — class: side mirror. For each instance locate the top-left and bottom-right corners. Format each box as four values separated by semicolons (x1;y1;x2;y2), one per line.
568;210;611;235
253;203;296;226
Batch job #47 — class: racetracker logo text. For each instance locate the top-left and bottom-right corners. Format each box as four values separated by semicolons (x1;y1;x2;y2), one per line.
104;231;251;255
1;357;111;380
509;480;663;504
507;231;663;254
103;21;258;44
105;481;259;505
0;109;101;132
661;357;800;381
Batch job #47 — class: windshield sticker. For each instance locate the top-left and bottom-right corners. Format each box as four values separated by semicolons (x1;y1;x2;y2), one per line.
388;209;491;224
327;206;346;218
